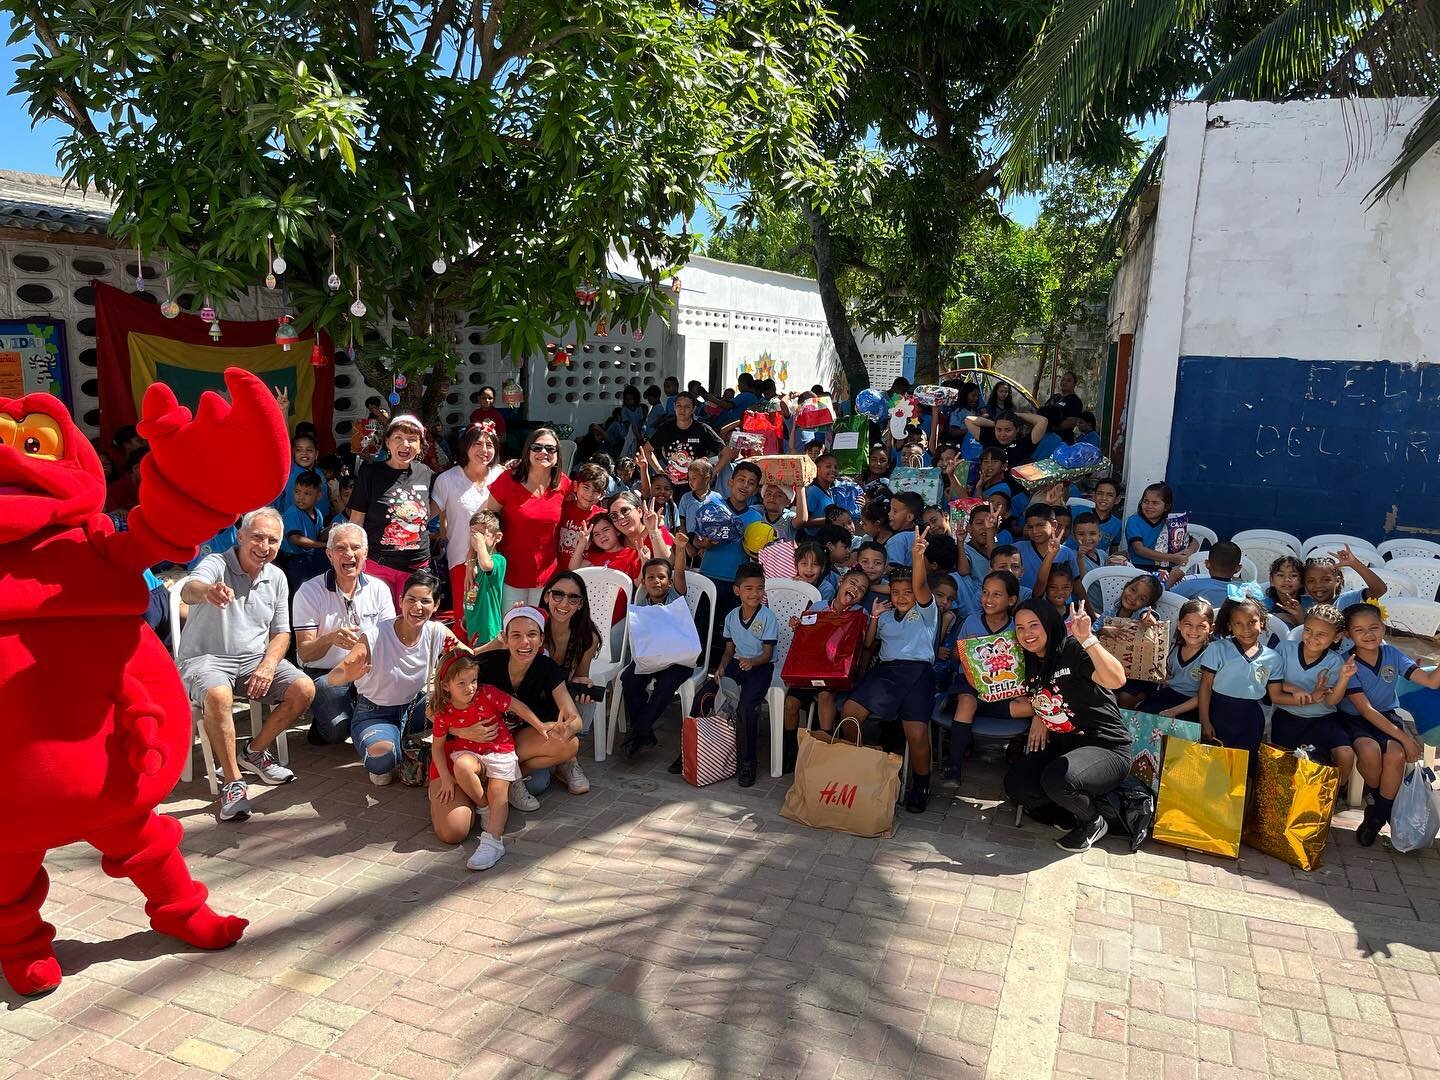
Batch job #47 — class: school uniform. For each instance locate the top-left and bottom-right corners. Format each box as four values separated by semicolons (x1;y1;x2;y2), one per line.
886;528;917;567
1301;589;1367;612
722;605;780;767
1170;575;1249;607
1339;642;1417;751
1123;513;1166;569
280;504;328;593
951;611;1020;719
1268;639;1350;763
805;482;836;522
1093;512;1123;554
1137;642;1207;716
849;597;939;723
1200;637;1280;753
1016;540;1080;592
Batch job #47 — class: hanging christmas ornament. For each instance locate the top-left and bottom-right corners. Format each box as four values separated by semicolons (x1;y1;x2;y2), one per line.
670;277;682;296
263;238;277;289
275;315;299;351
575;281;598;309
596;319;607;337
265;272;277;290
200;297;217;323
272;255;287;275
350;266;367;318
618;323;629;337
327;235;341;292
393;374;407;391
632;326;644;341
501;378;524;407
133;242;145;292
310;341;325;368
432;257;447;275
387;391;401;406
160;275;179;319
208;319;222;342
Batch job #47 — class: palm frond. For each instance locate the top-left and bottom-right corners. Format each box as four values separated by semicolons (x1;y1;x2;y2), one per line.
1101;138;1165;256
998;0;1208;193
1321;0;1440;96
1368;95;1440;202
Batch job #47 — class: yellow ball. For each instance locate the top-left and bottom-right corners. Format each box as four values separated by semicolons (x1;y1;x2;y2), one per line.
742;521;778;556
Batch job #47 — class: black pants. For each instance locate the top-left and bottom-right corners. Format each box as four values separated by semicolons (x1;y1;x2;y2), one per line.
724;659;774;766
1004;739;1130;827
621;662;694;738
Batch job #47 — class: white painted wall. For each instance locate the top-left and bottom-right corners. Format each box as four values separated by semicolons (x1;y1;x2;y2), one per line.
1121;97;1440;511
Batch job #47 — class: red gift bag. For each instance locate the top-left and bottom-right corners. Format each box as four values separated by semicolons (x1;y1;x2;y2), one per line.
741;409;785;455
781;610;868;690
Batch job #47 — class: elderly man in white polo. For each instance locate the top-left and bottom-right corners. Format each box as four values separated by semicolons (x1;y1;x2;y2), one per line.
292;522;395;746
178;507;315;822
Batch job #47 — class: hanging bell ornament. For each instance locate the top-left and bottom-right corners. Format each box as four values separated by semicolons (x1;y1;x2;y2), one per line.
275;315;299;351
208;320;222;342
632;327;644;341
272;255;287;275
200;299;217;322
393;374;408;390
432;257;447;275
327;272;341;292
350;299;367;318
265;273;277;290
160;299;180;319
310;341;325;368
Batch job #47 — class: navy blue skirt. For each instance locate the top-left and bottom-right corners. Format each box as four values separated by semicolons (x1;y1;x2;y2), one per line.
1208;692;1264;754
1270;708;1351;764
1136;686;1191;715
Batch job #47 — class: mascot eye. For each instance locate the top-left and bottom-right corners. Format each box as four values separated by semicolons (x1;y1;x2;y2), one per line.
17;415;63;460
24;437;39;453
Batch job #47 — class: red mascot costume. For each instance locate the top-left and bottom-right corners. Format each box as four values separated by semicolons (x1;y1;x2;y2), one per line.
0;368;288;996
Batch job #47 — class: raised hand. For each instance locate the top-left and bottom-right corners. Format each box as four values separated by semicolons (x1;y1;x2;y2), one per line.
912;530;929;561
641;498;660;532
1068;602;1093;641
204;581;235;608
1339;655;1358;683
1334;544;1362;569
272;385;291;417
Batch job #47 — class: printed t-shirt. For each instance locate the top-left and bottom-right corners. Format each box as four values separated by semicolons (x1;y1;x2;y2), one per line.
474;649;566;726
350;460;435;571
557;498;602;567
1025;639;1130;749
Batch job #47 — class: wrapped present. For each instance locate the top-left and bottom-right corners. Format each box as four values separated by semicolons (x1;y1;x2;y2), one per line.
830;479;862;517
1010;454;1113;493
755;455;817;488
780;722;901;838
795;396;836;429
913;384;959;407
728;430;766;457
1105;616;1171;683
829;414;870;474
948;496;985;535
960;632;1026;702
890;466;944;507
1242;744;1339;871
1156;512;1190;555
758;540;799;580
1119;709;1201;792
1153;737;1248;858
741;410;785;455
781;610;868;689
1054;442;1102;469
694;501;742;544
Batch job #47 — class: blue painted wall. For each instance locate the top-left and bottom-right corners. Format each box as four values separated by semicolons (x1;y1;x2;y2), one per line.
1166;356;1440;543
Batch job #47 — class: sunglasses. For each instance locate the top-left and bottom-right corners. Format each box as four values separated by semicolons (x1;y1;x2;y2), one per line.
531;444;559;455
548;590;583;603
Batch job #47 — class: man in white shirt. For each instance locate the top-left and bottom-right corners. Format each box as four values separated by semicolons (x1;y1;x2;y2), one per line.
292;522;396;746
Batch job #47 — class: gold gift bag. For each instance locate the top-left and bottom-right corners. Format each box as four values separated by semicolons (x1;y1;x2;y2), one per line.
1153;737;1249;857
1242;744;1339;871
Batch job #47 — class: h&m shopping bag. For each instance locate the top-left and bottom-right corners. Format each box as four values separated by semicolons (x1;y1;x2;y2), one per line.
1242;744;1339;871
960;631;1026;702
1153;737;1249;858
780;609;868;690
1105;617;1171;683
1119;709;1201;792
780;721;902;838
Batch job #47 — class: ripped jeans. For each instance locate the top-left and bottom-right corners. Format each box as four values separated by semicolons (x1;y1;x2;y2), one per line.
350;694;428;775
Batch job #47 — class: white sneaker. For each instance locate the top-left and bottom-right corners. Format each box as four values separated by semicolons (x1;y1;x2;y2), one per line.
367;769;394;786
240;741;296;785
555;758;590;795
509;783;540;811
466;834;506;871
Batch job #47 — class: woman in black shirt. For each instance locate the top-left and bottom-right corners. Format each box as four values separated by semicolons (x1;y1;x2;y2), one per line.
1004;598;1132;853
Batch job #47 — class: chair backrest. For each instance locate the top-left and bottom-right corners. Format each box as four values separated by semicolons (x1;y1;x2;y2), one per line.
1265;613;1290;648
1381;597;1440;638
1233;529;1302;555
1340;566;1416;599
573;566;634;667
1385;559;1440;603
167;577;194;664
684;574;718;674
1155;591;1185;624
558;438;578;476
1380;538;1440;562
1302;534;1382;565
1238;542;1296;582
1082;566;1144;612
1187;524;1218;550
1068;497;1095;513
762;579;822;687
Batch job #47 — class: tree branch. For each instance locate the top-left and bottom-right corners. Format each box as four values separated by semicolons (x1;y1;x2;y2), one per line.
25;6;98;137
475;0;512;80
347;0;376;61
421;0;458;57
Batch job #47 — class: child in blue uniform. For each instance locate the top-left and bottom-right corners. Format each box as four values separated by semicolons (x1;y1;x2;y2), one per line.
1267;604;1355;769
781;569;870;751
1090;478;1124;556
1264;554;1305;627
1339;602;1440;846
948;569;1024;783
711;561;779;788
1123;482;1195;573
1138;597;1214;717
1017;505;1081;594
841;531;938;813
1300;546;1388;611
1197;597;1280;754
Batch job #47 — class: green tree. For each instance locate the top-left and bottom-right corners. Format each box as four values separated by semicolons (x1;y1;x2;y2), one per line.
6;0;860;417
700;199;815;277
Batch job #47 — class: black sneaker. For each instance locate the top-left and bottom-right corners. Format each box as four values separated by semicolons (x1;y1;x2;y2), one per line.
737;760;757;788
1056;816;1108;853
904;777;930;814
1356;807;1383;847
668;755;684;775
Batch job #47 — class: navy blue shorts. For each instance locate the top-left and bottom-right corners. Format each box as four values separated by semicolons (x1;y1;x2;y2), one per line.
1208;692;1264;754
1343;709;1404;753
850;660;936;724
1136;686;1191;715
1270;708;1351;763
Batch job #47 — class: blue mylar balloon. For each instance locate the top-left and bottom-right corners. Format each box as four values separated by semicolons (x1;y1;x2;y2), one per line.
855;388;888;422
1400;677;1440;746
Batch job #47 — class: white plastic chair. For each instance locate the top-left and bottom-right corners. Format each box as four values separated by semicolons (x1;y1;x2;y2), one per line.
170;578;289;795
1155;591;1186;624
1238;542;1297;583
762;579;822;778
1381;597;1440;638
1082;566;1144;612
558;438;578;476
1187;524;1218;550
1384;558;1440;603
1380;538;1440;562
1302;535;1383;566
1183;550;1257;582
1264;613;1290;648
1340;566;1416;599
573;566;633;762
1233;529;1302;555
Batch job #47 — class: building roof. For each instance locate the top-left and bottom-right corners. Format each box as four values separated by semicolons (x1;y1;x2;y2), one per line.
0;170;113;235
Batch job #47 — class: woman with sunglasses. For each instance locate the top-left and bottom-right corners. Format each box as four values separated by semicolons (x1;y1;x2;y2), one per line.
431;422;503;637
539;571;601;710
607;491;673;566
482;427;571;607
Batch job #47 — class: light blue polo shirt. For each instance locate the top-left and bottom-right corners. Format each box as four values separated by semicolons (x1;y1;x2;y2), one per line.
1016;540;1080;591
1124;513;1166;569
876;597;939;663
1167;643;1208;697
886;529;916;567
723;605;779;661
1171;575;1254;607
1273;639;1347;717
700;505;765;582
1094;512;1124;554
806;482;835;520
1199;638;1280;700
1302;588;1366;612
959;611;1015;639
1340;643;1416;715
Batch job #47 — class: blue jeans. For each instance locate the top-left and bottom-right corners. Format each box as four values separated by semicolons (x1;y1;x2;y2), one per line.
306;668;356;744
351;694;427;774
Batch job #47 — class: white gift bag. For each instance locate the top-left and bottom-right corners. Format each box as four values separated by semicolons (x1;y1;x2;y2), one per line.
630;595;702;674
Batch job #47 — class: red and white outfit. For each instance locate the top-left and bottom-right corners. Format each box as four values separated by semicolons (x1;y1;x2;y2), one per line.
557;498;602;567
431;685;522;781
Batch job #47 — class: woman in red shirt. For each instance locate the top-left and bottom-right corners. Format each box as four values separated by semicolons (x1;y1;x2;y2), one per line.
482;427;571;607
607;491;674;566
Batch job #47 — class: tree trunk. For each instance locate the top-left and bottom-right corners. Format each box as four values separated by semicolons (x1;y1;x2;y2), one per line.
803;200;869;396
913;310;941;384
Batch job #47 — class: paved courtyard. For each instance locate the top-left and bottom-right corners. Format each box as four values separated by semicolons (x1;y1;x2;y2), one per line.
5;729;1440;1080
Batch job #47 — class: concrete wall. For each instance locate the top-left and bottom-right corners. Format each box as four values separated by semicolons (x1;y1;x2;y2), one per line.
1122;98;1440;541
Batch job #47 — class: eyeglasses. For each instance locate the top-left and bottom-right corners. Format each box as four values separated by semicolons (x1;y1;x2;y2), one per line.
548;590;583;603
531;445;559;455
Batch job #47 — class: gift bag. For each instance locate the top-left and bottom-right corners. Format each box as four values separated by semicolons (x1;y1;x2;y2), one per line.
1105;617;1170;683
682;713;738;787
1119;709;1201;792
630;595;702;675
960;632;1026;701
1156;512;1190;556
890;466;943;507
1153;737;1249;857
830;479;862;517
1242;744;1339;871
780;721;902;838
758;540;799;580
795;396;835;429
694;500;742;544
781;610;868;689
755;455;817;488
1390;762;1440;853
829;414;870;474
741;410;785;455
728;430;766;457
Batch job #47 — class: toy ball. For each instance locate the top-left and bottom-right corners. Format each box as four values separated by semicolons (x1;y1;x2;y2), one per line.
855;388;888;422
695;501;741;544
743;521;778;556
